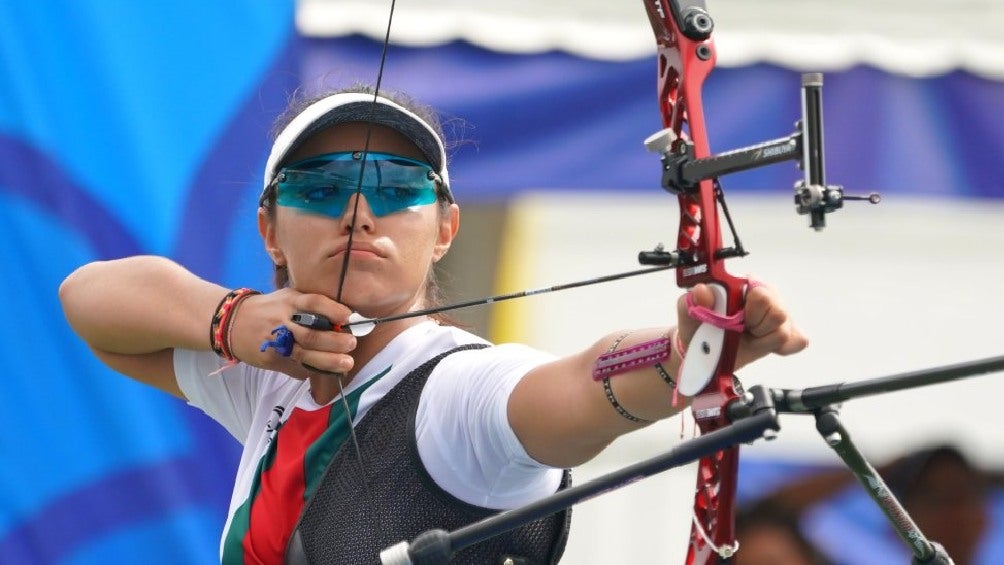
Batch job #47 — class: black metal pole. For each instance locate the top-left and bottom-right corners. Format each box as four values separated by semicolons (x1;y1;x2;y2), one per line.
814;407;954;564
800;72;827;229
777;355;1004;413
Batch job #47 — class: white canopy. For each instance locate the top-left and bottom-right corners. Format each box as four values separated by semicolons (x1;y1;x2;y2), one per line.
298;0;1004;78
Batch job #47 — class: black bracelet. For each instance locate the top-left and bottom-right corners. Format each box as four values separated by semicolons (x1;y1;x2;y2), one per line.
601;376;652;424
654;362;675;388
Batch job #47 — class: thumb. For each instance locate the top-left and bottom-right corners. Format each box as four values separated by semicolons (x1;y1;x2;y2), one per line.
676;283;715;344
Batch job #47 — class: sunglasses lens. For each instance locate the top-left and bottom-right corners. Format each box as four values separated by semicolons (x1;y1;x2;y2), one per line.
366;184;438;216
275;152;438;218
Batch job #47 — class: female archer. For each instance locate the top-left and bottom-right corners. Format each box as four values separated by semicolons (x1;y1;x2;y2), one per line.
59;85;807;563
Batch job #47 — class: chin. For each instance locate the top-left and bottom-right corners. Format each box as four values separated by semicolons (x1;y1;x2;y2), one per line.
349;293;422;320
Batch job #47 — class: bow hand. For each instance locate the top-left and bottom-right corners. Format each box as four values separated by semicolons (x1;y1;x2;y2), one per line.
677;283;809;377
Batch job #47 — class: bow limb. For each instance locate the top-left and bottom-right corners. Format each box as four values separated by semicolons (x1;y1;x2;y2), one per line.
644;1;747;562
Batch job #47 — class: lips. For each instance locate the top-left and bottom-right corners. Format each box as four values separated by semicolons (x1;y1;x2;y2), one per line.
329;242;386;258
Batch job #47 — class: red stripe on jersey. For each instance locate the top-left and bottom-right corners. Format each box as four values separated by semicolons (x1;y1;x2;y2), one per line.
243;405;331;563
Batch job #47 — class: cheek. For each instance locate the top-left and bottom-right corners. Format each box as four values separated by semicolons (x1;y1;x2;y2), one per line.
387;215;441;284
408;214;444;261
394;234;433;274
275;210;328;248
273;212;337;280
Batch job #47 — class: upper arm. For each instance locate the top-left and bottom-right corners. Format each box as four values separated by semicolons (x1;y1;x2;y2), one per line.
91;347;184;399
93;340;263;443
417;345;563;507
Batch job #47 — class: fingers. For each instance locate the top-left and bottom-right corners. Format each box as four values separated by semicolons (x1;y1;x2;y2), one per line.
740;322;808;358
743;284;808;354
282;293;356;374
676;281;808;371
291;293;353;326
743;283;786;338
736;283;808;368
775;323;809;355
232;290;358;377
285;323;357;374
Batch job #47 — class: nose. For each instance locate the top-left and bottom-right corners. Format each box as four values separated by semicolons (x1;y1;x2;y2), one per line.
338;192;375;232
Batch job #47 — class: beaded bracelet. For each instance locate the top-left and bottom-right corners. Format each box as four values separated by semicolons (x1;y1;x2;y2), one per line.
209;288;261;362
599;332;654;424
596;328;690;422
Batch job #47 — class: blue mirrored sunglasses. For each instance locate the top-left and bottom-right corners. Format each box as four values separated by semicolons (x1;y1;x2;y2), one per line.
274;151;441;218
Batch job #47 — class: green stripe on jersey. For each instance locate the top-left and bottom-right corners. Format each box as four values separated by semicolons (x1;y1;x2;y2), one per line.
303;366;391;500
222;418;282;564
221;366;392;564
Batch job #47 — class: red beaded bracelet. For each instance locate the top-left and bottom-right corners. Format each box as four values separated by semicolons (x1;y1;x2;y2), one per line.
209;288;261;362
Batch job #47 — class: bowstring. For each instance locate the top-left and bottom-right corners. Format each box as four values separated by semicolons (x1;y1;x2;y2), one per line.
329;0;399;524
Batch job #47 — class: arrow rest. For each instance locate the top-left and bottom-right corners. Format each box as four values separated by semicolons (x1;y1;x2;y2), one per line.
638;243;695;267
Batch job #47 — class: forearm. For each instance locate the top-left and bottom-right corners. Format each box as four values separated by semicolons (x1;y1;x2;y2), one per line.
510;328;689;468
59;256;227;355
587;329;690;424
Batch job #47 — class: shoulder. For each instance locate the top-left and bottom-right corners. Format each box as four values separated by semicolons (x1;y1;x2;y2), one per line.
434;340;557;380
413;337;563;508
420;339;556;410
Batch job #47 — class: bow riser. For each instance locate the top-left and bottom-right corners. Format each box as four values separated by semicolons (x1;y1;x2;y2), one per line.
645;1;747;563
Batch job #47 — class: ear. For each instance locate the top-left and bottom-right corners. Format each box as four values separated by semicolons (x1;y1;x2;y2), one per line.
258;208;286;266
432;203;460;263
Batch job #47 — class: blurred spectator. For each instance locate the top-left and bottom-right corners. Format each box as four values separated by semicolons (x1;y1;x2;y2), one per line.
734;501;831;565
884;445;989;565
753;444;997;565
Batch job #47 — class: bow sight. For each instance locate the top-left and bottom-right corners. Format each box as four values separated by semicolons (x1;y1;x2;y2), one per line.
642;72;881;233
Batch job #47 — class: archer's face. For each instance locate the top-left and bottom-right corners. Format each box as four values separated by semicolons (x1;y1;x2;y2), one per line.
259;122;459;318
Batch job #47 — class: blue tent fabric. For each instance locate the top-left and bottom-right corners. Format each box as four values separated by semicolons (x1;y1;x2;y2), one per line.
297;37;1004;200
1;2;294;563
2;2;1003;562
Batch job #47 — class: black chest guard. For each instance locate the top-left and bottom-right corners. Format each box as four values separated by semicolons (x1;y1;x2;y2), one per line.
287;344;572;564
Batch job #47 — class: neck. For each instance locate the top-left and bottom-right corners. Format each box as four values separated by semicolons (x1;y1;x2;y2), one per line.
308;315;429;405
